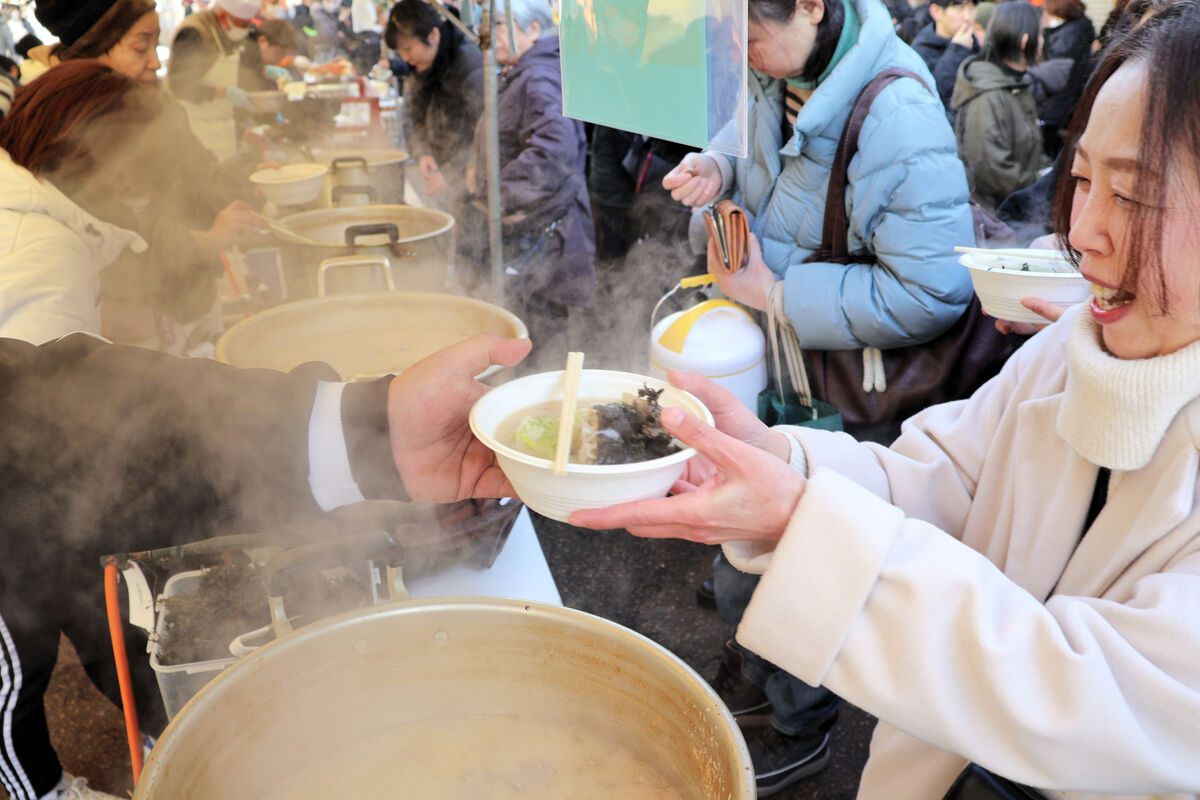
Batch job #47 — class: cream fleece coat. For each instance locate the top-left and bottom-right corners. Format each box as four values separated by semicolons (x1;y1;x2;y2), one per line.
728;305;1200;799
0;151;146;344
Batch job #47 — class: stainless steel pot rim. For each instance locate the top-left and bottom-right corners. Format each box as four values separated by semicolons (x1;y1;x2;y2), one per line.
278;204;455;246
310;147;409;168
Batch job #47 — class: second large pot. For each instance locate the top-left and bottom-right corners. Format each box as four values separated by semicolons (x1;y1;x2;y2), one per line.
275;205;454;298
134;599;754;799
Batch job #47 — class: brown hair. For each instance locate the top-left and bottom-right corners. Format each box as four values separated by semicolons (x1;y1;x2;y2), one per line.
1044;0;1086;20
1053;1;1200;311
0;60;164;189
54;0;157;61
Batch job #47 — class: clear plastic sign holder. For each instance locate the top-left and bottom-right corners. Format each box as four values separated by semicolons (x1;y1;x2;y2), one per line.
559;0;747;158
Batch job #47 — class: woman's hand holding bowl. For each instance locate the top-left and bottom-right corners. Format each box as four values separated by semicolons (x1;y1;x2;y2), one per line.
994;297;1067;335
569;372;803;545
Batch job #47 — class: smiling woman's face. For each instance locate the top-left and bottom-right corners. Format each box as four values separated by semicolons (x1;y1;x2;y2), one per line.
97;11;161;86
1068;61;1200;360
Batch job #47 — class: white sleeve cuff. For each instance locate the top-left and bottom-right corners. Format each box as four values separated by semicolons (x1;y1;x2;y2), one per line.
307;381;366;511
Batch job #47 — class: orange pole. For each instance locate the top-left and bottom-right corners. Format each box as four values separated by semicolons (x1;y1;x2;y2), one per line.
104;561;144;783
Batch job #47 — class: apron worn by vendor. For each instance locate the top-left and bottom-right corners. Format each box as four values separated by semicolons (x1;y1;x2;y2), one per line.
169;13;242;162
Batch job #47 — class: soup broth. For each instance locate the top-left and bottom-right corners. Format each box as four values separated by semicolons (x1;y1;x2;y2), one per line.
495;388;681;465
262;712;684;800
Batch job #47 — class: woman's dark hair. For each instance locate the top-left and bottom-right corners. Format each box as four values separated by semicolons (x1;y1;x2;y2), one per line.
1053;0;1200;311
982;1;1040;66
0;60;164;190
749;0;845;83
53;0;157;61
385;0;467;76
1043;0;1085;20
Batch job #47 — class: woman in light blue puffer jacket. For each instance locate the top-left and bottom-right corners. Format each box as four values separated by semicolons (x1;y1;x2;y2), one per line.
667;0;976;378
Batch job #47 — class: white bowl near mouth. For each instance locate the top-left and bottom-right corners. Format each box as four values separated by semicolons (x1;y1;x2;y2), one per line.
960;248;1091;324
249;162;329;206
470;370;713;523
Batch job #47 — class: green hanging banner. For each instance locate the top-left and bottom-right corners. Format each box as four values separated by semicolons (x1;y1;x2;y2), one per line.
559;0;746;157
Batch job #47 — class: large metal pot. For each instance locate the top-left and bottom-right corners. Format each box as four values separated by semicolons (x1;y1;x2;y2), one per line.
133;598;754;799
274;205;454;297
214;289;526;381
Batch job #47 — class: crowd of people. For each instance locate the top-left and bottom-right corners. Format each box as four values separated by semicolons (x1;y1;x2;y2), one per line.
1;0;1199;799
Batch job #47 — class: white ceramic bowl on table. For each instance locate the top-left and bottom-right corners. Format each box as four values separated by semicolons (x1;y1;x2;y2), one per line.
470;370;712;523
960;248;1091;324
249;162;329;206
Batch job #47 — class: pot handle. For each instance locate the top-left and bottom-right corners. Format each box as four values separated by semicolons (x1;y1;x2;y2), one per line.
317;255;395;295
332;185;377;207
650;273;718;330
344;221;399;248
262;529;407;640
330;155;369;171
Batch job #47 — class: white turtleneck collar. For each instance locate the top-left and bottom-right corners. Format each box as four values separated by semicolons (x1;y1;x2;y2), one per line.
1057;309;1200;471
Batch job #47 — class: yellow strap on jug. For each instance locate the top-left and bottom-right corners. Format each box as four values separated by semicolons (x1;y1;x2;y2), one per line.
659;299;753;354
679;273;717;289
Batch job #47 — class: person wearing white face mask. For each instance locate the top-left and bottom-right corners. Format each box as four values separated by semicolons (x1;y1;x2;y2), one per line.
166;0;263;160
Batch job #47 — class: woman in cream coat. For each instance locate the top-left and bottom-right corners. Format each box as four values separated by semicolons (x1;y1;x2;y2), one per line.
573;5;1200;797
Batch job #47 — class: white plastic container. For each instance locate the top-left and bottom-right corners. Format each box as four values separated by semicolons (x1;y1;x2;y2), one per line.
249;162;329;207
149;570;237;721
651;299;766;412
470;370;712;523
960;248;1090;324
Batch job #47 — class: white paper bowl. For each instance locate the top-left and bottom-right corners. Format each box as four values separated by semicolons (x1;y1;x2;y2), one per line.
470;370;713;523
249;163;329;206
960;248;1091;324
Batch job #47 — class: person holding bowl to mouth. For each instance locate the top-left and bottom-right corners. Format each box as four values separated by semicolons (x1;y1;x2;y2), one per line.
571;4;1200;797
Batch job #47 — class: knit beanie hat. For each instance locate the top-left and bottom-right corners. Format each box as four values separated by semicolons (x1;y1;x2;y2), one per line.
41;0;156;60
36;0;119;47
216;0;263;19
975;1;996;31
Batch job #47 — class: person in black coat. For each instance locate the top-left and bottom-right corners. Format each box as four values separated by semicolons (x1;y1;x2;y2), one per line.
385;0;484;212
1038;0;1094;157
909;0;981;113
0;332;529;800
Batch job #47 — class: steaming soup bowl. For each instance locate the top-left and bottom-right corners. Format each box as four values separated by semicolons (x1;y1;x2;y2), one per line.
470;370;712;523
960;248;1090;324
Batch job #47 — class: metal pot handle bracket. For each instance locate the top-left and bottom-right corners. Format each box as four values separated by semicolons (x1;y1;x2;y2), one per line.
330;156;369;171
261;529;413;641
332;185;377;207
343;221;398;248
317;255;396;295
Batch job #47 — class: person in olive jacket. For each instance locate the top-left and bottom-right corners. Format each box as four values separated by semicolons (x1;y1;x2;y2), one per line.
951;1;1045;212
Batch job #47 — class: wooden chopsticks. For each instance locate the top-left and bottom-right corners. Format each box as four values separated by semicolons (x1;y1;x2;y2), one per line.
553;352;584;476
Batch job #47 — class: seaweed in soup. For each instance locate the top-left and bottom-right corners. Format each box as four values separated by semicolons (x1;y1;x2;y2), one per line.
578;386;680;465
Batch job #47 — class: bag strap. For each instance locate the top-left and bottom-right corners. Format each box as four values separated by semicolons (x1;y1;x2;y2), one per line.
766;283;819;420
819;68;931;260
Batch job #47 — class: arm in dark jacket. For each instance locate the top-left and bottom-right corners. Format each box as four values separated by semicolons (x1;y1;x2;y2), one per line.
0;335;402;560
497;75;585;215
933;42;973;109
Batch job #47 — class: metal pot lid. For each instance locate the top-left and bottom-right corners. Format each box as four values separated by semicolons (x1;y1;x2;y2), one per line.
277;204;454;247
310;147;409;169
